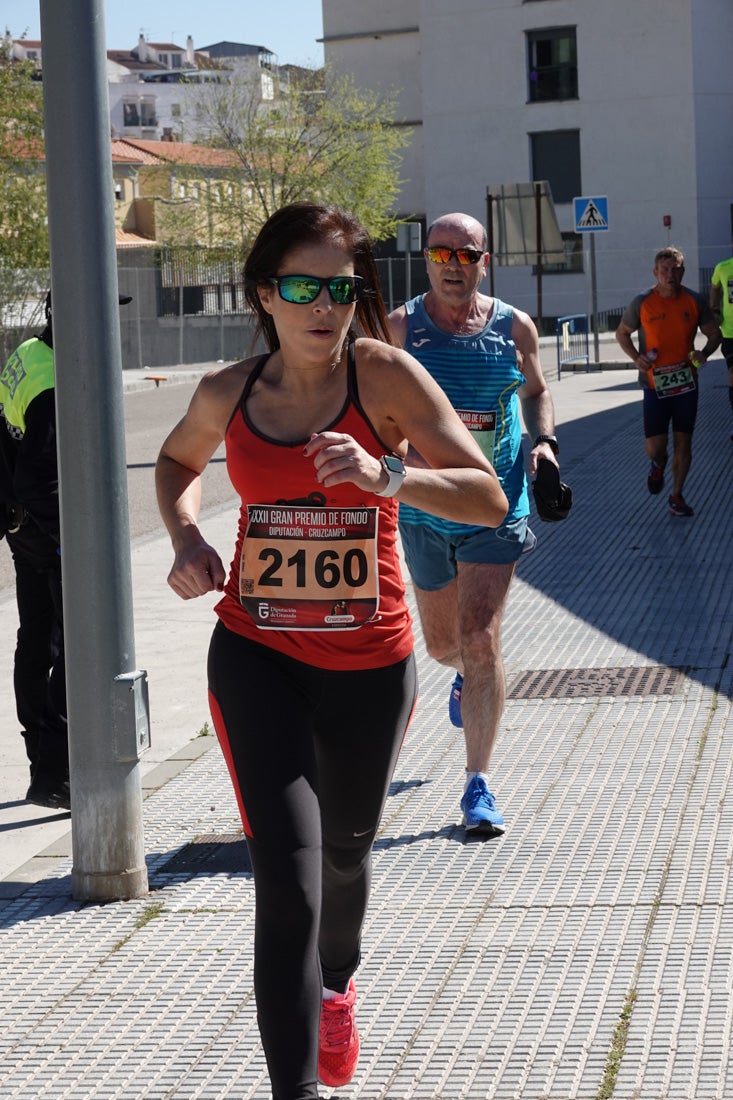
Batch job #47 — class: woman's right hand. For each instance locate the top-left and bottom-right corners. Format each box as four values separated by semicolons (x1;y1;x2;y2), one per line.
167;534;226;600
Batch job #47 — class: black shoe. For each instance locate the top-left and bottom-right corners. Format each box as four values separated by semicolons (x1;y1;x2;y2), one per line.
26;772;71;811
668;494;694;518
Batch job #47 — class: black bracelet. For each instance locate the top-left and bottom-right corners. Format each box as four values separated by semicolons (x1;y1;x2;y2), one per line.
534;434;559;456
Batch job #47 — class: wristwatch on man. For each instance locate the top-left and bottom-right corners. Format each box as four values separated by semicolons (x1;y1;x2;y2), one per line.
375;454;407;497
534;434;559;456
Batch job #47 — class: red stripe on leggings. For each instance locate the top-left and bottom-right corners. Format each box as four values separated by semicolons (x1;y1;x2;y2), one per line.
208;689;253;837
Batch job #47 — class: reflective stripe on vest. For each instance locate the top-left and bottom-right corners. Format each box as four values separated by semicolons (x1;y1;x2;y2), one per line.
0;337;55;438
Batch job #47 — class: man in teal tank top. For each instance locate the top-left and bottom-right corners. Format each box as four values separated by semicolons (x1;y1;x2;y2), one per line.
389;212;562;837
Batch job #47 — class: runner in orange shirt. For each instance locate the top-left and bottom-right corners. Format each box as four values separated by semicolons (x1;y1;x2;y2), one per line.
616;247;721;516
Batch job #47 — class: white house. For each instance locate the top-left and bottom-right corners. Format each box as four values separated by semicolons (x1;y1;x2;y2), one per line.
107;36;263;144
9;32;280;147
321;0;733;323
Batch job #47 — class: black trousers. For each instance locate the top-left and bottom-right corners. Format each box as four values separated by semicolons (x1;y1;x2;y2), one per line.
207;622;417;1100
6;523;67;775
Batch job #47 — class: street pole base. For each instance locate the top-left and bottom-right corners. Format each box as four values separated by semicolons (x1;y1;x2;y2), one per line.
71;865;149;902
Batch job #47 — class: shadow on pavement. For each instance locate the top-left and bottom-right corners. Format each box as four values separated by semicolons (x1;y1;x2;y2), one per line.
518;370;732;699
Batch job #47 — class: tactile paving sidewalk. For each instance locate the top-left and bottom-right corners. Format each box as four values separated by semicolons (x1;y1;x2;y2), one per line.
1;367;732;1099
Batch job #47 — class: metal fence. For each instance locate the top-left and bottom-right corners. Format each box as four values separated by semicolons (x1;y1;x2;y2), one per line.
2;253;718;372
154;251;433;321
556;314;590;380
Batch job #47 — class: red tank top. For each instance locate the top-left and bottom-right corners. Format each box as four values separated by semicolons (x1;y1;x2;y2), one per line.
215;342;413;670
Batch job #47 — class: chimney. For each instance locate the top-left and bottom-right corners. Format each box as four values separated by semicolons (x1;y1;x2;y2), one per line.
137;34;148;62
185;35;195;66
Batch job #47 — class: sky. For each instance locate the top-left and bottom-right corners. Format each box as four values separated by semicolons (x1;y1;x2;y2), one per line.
4;0;325;68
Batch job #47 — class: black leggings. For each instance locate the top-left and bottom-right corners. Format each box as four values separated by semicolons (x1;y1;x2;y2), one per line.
207;622;417;1100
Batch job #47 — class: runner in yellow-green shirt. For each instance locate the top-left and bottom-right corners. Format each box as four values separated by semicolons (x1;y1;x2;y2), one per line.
710;251;733;440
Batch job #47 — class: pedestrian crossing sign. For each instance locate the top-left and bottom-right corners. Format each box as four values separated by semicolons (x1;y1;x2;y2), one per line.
573;196;609;232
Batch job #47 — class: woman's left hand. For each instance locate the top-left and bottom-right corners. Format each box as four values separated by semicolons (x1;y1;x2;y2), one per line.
304;432;387;494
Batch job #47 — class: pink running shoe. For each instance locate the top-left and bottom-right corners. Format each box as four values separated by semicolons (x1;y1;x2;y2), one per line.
318;979;360;1088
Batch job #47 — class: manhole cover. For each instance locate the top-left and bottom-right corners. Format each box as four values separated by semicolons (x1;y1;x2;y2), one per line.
159;832;251;875
508;665;685;700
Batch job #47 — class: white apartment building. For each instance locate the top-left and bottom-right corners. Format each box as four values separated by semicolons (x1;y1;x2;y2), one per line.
321;0;733;322
9;32;279;147
107;37;278;144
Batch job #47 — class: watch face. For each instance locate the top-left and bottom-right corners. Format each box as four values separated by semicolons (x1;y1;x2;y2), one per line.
383;455;405;474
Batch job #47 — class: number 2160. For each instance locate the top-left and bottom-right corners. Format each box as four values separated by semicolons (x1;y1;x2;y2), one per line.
258;547;369;589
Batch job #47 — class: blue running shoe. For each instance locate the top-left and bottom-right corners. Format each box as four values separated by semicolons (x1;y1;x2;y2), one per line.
448;673;463;727
460;776;505;836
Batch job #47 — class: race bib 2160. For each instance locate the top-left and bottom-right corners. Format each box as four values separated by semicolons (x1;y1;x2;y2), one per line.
239;504;379;630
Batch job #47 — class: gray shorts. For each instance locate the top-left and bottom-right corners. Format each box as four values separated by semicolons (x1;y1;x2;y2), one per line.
399;516;536;592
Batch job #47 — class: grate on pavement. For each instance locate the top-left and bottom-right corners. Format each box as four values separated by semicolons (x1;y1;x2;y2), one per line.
508;665;685;699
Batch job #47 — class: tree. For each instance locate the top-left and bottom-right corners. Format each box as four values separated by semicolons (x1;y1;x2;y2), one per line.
0;53;49;354
185;65;411;246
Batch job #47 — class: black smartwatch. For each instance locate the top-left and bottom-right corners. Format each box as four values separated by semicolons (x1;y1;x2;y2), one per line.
375;454;407;497
534;434;559;456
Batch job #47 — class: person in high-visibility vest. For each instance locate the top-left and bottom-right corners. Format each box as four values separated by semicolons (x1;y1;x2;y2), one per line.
0;290;131;811
710;247;733;441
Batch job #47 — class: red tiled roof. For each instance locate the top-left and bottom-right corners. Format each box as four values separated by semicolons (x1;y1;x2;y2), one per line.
118;137;239;169
8;135;237;170
1;135;44;159
116;229;157;247
111;139;164;165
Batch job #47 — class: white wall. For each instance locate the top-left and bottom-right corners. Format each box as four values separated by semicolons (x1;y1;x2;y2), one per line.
322;0;424;218
324;0;733;319
691;0;733;266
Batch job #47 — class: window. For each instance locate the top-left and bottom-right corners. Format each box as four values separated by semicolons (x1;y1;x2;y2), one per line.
527;27;577;102
530;130;580;204
123;101;140;127
140;99;157;127
171;103;181;118
157;53;169;67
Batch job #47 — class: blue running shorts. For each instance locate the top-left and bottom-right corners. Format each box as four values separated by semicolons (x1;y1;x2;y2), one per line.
399;516;536;592
643;385;698;437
